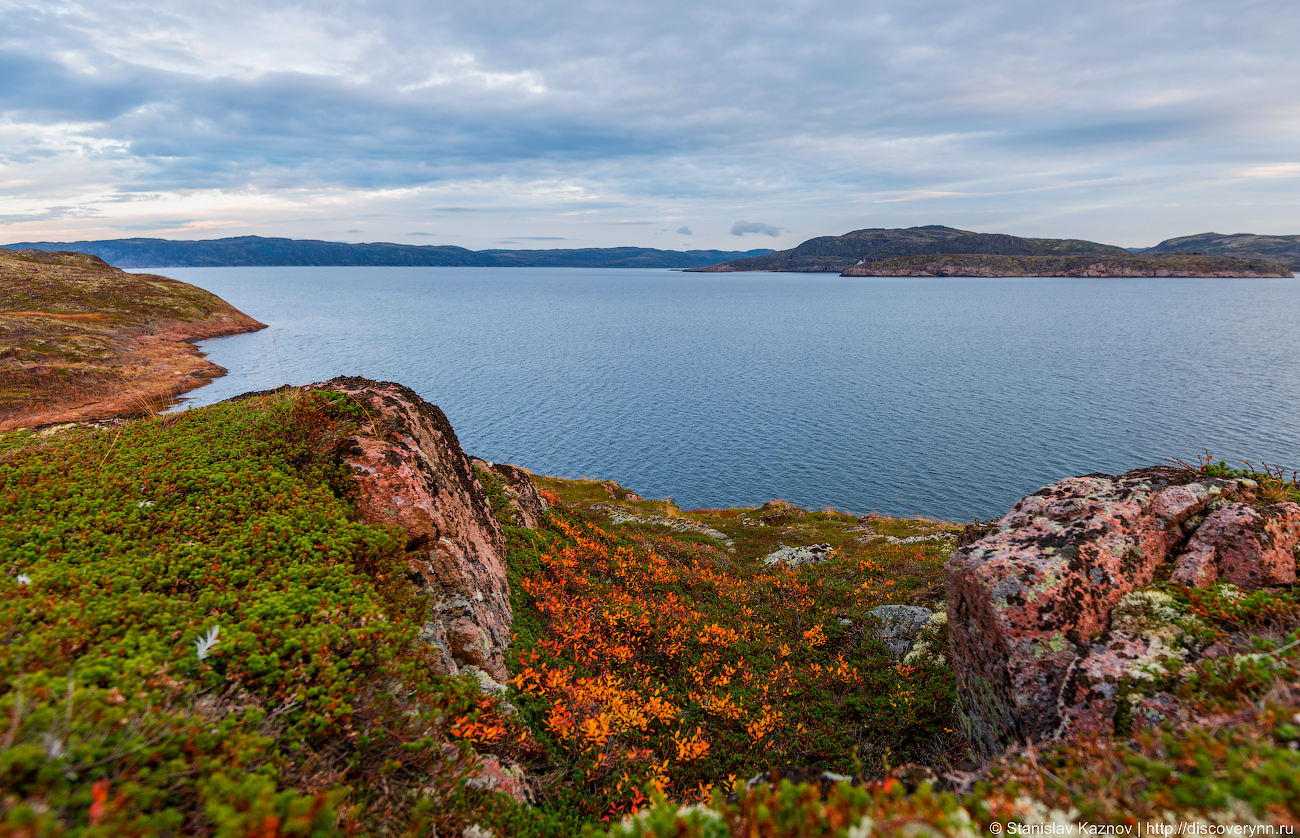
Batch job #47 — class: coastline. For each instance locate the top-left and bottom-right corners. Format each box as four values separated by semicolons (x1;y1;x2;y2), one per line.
0;249;266;430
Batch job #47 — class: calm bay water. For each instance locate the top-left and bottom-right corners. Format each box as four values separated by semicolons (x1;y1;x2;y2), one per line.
151;267;1300;522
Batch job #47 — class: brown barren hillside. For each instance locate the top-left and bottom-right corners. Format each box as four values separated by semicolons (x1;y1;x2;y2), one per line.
0;248;265;429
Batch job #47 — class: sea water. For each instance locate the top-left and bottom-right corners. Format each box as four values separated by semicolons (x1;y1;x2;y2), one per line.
148;267;1300;521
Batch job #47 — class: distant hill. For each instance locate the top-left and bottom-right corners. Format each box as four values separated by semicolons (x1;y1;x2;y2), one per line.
3;236;774;269
1138;232;1300;271
686;225;1131;272
841;253;1292;278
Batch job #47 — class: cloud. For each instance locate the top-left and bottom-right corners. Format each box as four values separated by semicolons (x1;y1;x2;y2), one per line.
730;220;782;237
2;0;1300;246
409;231;436;236
676;226;692;235
512;236;566;240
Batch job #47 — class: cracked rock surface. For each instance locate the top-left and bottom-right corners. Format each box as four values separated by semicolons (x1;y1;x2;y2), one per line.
944;466;1292;751
311;377;512;687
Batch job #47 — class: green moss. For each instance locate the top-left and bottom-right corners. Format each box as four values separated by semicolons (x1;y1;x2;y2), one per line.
0;391;492;835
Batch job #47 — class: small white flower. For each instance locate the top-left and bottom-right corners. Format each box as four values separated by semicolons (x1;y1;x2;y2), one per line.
137;500;154;508
15;574;31;586
195;625;220;660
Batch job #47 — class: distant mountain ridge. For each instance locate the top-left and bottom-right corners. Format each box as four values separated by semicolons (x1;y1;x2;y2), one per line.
1138;232;1300;270
2;236;774;269
686;225;1132;272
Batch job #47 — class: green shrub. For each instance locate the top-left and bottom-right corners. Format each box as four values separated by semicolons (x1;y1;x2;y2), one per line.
0;392;491;836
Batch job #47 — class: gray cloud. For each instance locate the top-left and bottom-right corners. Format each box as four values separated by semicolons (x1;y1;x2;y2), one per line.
676;226;692;235
408;232;436;236
730;220;782;237
2;0;1299;245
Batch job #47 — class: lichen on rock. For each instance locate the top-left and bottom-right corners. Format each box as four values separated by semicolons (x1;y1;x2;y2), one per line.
945;465;1264;751
309;377;514;688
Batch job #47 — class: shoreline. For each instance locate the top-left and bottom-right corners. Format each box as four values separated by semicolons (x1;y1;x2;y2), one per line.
0;248;266;430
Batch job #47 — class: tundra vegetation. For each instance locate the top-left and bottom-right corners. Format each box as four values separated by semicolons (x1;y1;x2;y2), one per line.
0;248;264;430
1;392;1298;836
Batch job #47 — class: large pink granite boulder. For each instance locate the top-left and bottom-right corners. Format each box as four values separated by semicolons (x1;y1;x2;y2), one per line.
310;377;513;687
946;466;1240;750
1171;502;1300;588
1054;633;1152;739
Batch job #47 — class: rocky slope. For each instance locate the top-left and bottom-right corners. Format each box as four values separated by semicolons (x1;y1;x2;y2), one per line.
1141;232;1300;271
4;370;1298;833
686;225;1131;272
840;252;1292;277
0;248;265;429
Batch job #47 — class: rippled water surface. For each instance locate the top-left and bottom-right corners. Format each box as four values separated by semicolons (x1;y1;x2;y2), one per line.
154;267;1300;521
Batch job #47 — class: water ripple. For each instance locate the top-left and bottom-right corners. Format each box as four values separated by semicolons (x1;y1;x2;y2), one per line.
156;267;1300;521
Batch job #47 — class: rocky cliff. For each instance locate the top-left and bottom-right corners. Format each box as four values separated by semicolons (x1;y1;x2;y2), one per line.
841;253;1292;277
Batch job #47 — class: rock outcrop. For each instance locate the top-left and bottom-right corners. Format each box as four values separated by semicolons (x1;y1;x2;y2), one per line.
868;605;935;659
1171;502;1300;588
594;504;737;551
471;458;549;529
763;543;836;568
311;377;513;688
945;466;1300;751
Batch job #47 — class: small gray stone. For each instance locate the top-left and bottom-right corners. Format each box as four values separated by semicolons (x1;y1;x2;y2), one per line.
762;543;836;567
868;605;934;659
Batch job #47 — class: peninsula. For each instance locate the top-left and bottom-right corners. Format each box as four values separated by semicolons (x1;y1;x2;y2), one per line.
0;248;265;429
841;252;1291;277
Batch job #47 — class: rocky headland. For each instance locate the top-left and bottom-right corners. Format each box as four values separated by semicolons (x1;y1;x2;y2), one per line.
0;247;265;429
687;225;1131;273
842;252;1292;278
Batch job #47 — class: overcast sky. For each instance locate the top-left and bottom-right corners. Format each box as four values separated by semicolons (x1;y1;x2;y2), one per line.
2;0;1298;250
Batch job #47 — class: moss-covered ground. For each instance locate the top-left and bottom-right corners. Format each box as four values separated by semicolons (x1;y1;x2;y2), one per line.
0;392;526;837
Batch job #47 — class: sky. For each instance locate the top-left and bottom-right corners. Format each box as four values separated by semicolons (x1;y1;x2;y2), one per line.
1;0;1298;251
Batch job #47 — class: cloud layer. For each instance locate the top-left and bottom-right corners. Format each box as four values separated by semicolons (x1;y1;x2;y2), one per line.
2;0;1299;247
